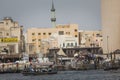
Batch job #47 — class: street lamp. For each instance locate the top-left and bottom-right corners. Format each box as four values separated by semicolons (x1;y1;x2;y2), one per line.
107;35;110;58
107;36;109;53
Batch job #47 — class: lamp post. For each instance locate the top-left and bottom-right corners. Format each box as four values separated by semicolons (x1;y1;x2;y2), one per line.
107;36;109;58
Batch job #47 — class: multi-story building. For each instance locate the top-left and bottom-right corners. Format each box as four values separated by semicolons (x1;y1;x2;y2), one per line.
26;24;79;54
0;17;24;54
79;30;103;48
101;0;120;54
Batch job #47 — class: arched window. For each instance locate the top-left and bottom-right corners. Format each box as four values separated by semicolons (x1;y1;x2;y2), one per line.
71;43;73;46
63;43;65;47
75;42;77;46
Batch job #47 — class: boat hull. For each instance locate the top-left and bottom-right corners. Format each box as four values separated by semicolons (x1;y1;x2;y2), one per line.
21;71;57;76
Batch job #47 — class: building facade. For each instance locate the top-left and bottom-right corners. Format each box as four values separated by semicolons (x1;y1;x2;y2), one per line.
48;33;78;48
101;0;120;54
0;17;24;54
79;30;103;48
26;24;78;54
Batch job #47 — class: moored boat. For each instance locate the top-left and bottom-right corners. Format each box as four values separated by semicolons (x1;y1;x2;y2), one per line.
103;60;119;71
21;65;57;76
0;70;21;74
22;70;57;76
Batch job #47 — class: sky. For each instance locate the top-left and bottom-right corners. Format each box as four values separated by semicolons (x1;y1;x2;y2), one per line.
0;0;101;31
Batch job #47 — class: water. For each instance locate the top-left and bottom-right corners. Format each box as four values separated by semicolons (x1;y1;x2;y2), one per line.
0;70;120;80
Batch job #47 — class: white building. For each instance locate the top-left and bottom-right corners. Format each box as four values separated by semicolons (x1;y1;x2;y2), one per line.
49;33;78;48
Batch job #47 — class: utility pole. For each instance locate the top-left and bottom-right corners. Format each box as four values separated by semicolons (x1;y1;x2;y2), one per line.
107;35;110;59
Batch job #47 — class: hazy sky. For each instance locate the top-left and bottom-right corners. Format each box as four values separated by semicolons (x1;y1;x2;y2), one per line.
0;0;101;31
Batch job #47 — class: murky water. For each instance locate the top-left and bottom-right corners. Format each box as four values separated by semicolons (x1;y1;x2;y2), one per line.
0;70;120;80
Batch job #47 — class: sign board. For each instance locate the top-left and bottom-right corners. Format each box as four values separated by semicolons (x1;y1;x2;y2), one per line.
0;38;18;42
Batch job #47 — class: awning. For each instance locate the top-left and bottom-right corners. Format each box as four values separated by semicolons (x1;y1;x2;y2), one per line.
0;54;22;58
57;48;67;56
29;54;37;58
57;57;73;60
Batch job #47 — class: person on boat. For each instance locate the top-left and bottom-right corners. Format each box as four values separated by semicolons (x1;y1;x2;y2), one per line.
2;63;5;71
48;65;52;72
16;63;19;71
33;64;37;72
23;65;28;72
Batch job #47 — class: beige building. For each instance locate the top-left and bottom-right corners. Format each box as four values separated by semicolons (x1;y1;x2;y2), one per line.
101;0;120;54
26;24;78;54
0;17;24;54
79;30;103;48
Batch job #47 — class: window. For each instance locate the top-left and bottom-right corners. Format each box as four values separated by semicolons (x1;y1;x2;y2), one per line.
90;44;92;47
0;32;2;36
74;29;77;32
96;34;100;37
66;32;70;35
48;33;51;35
6;33;9;36
75;43;77;46
71;43;73;46
96;45;99;47
38;39;41;41
67;43;70;46
32;39;35;42
43;33;46;35
32;33;35;35
6;22;8;25
85;34;88;36
0;22;4;24
75;35;77;37
63;43;65;47
58;31;64;35
38;33;41;35
89;39;90;42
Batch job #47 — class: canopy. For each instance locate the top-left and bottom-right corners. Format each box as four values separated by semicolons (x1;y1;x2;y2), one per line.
57;48;67;56
74;53;78;57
